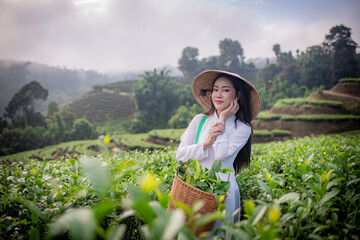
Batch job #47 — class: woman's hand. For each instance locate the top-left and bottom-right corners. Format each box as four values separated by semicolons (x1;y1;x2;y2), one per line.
203;122;225;149
219;99;239;123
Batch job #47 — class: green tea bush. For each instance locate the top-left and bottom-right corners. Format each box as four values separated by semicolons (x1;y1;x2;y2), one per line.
339;78;360;83
273;98;343;109
0;134;359;239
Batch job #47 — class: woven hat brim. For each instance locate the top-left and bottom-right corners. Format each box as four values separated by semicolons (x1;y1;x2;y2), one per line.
192;70;261;120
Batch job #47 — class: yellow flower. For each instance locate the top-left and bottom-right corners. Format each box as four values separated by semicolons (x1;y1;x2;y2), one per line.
139;172;158;193
305;159;310;165
266;172;271;181
244;200;255;217
320;172;328;183
268;205;281;224
32;168;37;175
104;134;110;144
198;231;210;239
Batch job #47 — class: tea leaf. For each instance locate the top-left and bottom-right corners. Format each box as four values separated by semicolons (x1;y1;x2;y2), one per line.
212;160;222;173
252;205;267;225
277;192;300;204
346;178;360;187
319;189;340;207
106;224;126;240
162;209;185;240
48;208;97;240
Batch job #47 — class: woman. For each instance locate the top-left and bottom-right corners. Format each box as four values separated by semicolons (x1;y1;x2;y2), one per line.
176;70;261;232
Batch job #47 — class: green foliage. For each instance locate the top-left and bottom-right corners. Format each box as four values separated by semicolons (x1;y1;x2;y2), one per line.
339;77;360;83
148;129;185;142
71;118;96;140
47;101;59;116
0;116;7;133
323;24;360;86
255;76;308;110
131;69;183;132
168;104;203;129
256;111;360;122
255;111;282;121
235;134;360;239
5;81;48;128
4;139;108;160
177;38;257;84
218;38;244;73
2;110;97;156
293;114;360;122
0;126;49;155
178;47;199;81
117;133;165;150
273;98;343;109
96;119;132;136
253;129;291;137
270;129;292;137
254;25;359;110
297;45;331;88
1;134;359;239
63;90;135;123
100;80;138;93
253;129;272;137
177;160;232;195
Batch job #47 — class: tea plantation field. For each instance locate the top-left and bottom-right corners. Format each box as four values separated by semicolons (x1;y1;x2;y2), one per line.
0;132;359;239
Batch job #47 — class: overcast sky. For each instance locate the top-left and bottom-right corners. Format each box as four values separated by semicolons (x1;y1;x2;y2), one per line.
0;0;359;73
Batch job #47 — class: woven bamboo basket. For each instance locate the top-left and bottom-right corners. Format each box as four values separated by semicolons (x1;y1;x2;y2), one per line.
167;174;226;236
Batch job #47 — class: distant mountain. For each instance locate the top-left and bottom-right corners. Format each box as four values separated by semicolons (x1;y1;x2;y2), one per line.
0;60;136;116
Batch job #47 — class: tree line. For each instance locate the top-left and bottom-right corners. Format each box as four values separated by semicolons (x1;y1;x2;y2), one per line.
129;24;359;131
178;24;360;109
0;81;97;156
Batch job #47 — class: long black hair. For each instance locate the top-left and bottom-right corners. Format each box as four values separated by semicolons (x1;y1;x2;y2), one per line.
205;73;253;174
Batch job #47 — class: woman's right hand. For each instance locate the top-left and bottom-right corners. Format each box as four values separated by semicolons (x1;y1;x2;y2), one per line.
203;122;224;149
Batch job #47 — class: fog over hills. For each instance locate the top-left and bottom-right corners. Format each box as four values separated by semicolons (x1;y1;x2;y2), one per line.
0;60;122;115
0;57;268;116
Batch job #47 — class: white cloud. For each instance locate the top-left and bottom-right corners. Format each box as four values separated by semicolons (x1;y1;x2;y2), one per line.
0;0;359;73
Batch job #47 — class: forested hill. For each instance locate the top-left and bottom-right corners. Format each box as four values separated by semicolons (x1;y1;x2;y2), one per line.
0;59;134;115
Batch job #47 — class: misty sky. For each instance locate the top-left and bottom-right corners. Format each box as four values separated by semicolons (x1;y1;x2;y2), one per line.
0;0;359;73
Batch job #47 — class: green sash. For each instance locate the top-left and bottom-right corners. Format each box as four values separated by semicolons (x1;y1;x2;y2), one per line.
195;114;208;144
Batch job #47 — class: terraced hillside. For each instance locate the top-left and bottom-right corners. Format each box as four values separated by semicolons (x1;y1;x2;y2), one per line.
61;80;137;123
254;78;360;138
270;79;360;115
308;79;360;115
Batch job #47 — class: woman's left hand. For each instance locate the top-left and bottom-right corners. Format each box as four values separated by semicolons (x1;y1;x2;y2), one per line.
219;100;239;123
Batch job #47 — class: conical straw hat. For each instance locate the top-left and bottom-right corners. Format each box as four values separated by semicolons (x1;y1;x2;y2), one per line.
192;70;261;120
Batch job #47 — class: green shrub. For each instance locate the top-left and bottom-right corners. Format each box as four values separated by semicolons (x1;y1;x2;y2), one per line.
71;118;97;140
255;111;282;121
295;114;360;122
253;129;272;137
271;129;291;137
1;134;359;239
256;112;360;122
148;129;185;142
273;98;343;109
339;78;360;83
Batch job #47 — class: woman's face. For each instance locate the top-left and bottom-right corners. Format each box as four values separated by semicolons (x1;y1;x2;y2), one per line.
211;76;237;113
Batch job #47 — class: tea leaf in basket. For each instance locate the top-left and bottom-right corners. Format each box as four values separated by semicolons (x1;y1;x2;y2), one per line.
220;168;234;174
178;159;231;196
212;160;222;173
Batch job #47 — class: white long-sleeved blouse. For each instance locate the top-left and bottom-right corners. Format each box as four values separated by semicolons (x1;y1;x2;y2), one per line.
176;112;252;236
176;112;252;171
